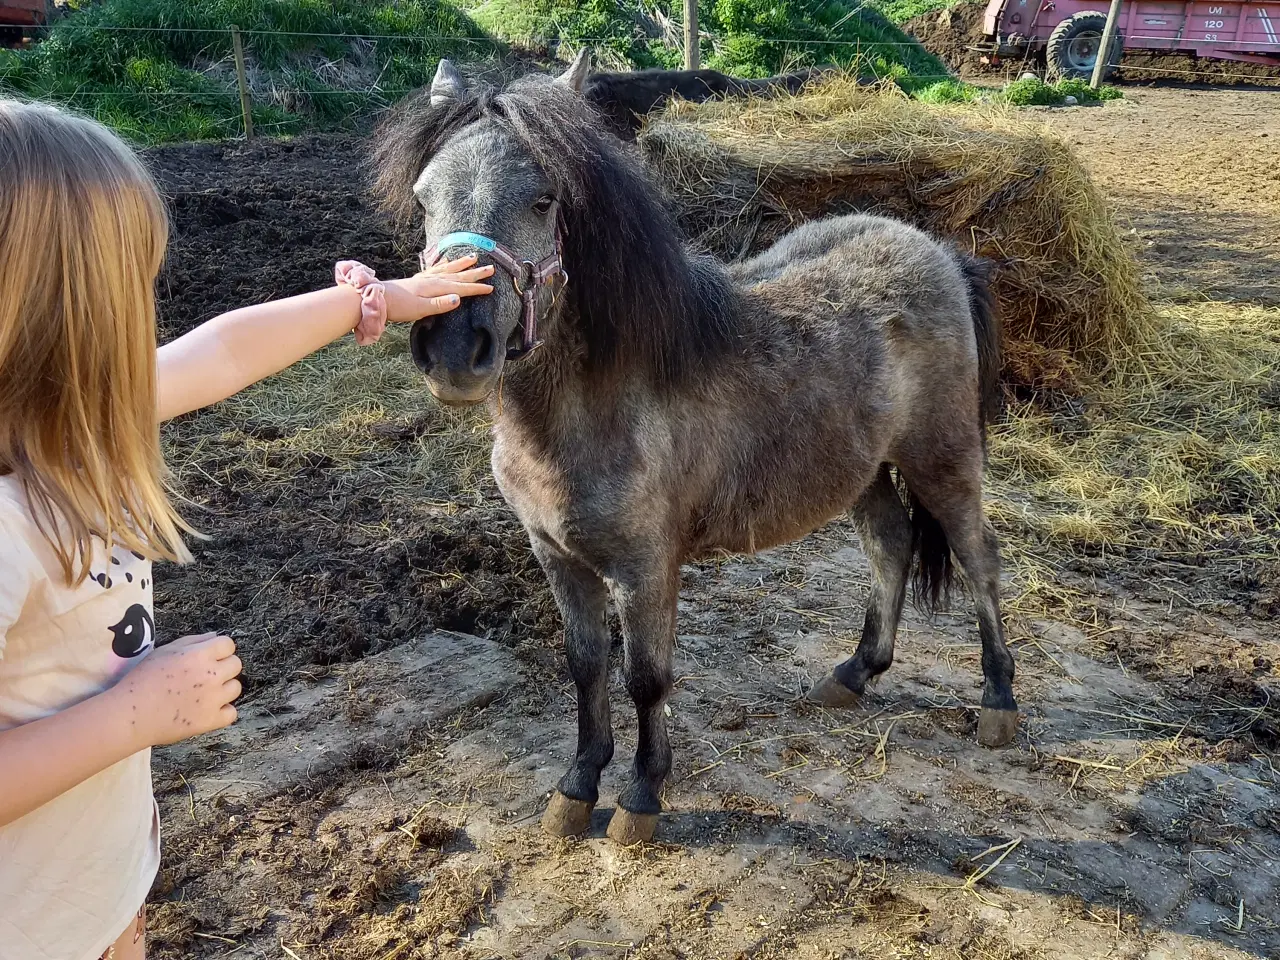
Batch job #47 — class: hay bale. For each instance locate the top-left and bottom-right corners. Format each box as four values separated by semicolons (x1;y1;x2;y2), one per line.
639;78;1156;389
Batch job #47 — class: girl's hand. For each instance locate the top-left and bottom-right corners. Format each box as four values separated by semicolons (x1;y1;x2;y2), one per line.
110;633;243;747
384;255;494;324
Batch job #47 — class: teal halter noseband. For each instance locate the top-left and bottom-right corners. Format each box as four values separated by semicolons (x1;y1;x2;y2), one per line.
421;226;567;359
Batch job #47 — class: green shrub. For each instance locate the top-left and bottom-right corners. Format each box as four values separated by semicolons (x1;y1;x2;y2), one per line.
865;0;964;24
698;0;950;79
999;75;1125;107
909;77;976;103
1001;76;1061;106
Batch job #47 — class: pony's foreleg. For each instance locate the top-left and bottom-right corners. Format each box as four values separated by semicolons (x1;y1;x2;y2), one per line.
534;542;614;837
605;562;677;845
809;466;912;707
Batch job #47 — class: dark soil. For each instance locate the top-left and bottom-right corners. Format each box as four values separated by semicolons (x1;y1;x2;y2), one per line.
148;136;559;694
150;136;409;340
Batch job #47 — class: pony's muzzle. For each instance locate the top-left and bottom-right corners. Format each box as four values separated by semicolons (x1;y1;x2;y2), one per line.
409;307;502;406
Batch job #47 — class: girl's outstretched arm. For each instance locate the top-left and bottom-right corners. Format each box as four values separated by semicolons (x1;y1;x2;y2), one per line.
157;258;493;422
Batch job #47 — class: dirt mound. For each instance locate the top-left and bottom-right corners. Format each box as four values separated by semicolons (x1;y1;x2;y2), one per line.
1118;51;1280;86
904;2;1004;79
643;79;1155;391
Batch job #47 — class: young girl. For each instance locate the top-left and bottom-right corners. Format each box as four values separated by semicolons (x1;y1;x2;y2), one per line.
0;99;493;960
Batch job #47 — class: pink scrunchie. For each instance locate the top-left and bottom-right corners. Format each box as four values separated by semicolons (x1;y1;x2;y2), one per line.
335;260;388;346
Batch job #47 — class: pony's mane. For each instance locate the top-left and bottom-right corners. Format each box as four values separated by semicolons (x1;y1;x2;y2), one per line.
372;73;738;386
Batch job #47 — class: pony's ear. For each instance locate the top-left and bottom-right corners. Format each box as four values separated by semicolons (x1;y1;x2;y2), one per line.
430;59;467;106
556;47;592;94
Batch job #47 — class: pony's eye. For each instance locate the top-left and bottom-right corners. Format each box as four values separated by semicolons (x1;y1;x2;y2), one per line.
532;196;555;215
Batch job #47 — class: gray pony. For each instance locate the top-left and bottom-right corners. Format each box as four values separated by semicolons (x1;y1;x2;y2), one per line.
373;52;1016;845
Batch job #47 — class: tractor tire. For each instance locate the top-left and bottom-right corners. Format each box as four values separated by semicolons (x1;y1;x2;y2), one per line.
1046;12;1122;81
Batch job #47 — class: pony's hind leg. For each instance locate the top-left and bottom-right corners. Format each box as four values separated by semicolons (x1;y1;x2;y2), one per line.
808;466;912;708
907;458;1018;747
533;542;614;837
605;564;678;845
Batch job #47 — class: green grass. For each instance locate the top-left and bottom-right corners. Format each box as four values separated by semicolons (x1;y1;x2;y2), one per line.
465;0;679;68
900;73;1123;106
694;0;949;79
0;0;492;142
865;0;965;25
2;0;954;143
1000;75;1122;105
464;0;951;79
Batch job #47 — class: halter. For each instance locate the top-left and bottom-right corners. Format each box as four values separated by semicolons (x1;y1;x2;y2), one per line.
421;227;568;361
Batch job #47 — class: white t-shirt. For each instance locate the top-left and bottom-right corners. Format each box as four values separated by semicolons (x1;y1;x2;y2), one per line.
0;475;160;960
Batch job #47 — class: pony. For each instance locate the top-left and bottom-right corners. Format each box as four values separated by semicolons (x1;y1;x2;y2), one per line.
373;51;1016;845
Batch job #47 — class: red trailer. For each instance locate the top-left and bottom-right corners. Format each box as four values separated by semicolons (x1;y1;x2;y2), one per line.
980;0;1280;77
0;0;45;27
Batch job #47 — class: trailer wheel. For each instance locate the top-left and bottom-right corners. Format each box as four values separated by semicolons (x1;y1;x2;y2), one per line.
1046;12;1122;80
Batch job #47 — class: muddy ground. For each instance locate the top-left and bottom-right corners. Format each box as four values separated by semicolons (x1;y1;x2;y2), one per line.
143;87;1280;960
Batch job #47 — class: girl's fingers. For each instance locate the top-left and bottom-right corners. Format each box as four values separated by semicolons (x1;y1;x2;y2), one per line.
220;678;243;705
448;266;496;282
414;266;493;287
441;281;494;296
433;255;478;274
217;704;238;727
205;635;236;659
423;295;462;315
216;654;243;680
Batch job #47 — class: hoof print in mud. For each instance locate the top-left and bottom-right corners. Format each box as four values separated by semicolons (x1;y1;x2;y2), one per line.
606;809;660;846
541;791;595;838
977;708;1020;748
805;674;862;708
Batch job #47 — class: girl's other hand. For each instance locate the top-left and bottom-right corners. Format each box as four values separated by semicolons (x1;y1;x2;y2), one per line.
384;255;494;324
110;633;243;747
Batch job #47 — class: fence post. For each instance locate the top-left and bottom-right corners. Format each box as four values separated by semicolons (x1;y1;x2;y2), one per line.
230;25;254;140
1090;0;1122;89
683;0;699;71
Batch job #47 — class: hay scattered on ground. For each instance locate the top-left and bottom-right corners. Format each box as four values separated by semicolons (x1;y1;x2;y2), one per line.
987;301;1280;576
642;78;1156;389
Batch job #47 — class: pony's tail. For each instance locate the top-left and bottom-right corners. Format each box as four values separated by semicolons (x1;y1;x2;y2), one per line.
896;474;955;615
896;253;1001;614
959;253;1002;443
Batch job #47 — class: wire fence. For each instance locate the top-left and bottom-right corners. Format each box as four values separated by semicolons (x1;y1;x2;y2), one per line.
2;15;1276;140
0;16;960;137
9;18;1280;48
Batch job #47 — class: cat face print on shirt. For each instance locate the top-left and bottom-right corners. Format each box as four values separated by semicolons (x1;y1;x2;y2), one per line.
88;544;155;661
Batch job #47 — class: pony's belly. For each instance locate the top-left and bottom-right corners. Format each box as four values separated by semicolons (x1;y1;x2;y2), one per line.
687;493;853;559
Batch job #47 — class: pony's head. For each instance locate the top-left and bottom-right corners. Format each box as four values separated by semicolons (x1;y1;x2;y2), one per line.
374;52;592;404
375;51;733;405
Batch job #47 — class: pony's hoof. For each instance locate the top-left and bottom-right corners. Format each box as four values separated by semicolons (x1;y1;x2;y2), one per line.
806;674;861;708
606;808;659;845
541;791;595;837
977;708;1019;747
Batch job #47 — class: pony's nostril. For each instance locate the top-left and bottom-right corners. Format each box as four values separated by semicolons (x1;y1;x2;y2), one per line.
471;327;496;372
409;319;434;374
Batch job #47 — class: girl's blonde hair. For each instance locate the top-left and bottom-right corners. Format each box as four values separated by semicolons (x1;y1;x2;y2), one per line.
0;100;193;583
